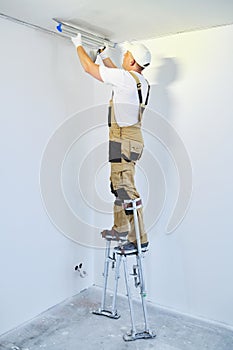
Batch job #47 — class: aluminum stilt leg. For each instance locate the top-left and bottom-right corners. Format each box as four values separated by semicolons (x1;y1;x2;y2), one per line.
93;231;127;319
121;198;156;341
122;254;137;335
111;252;121;316
93;199;156;342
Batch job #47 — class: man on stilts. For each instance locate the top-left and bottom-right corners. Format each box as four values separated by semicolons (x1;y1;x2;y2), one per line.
72;35;151;252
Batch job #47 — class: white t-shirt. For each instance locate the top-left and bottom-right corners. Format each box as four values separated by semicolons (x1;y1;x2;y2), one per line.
99;66;149;127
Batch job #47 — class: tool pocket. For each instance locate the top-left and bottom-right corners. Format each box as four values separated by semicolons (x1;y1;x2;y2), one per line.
121;139;143;162
109;139;143;163
109;140;121;162
121;139;131;162
129;140;144;161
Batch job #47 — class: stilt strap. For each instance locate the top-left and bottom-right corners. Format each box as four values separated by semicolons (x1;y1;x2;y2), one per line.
124;198;142;210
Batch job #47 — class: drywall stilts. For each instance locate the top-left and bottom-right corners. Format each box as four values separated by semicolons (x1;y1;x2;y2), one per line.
93;198;156;341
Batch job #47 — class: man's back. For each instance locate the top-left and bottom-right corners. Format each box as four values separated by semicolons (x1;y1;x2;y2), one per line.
99;66;149;126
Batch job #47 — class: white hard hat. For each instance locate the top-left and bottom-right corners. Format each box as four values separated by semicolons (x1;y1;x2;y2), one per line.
121;41;151;68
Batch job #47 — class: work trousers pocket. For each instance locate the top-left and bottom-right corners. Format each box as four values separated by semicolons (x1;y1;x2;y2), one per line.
129;139;144;161
121;139;144;162
109;140;121;162
109;139;144;163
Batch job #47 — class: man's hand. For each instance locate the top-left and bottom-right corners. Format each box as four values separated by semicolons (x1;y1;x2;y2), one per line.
71;33;82;48
98;45;110;60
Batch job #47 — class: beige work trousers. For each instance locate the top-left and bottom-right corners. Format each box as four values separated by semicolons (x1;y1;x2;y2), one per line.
110;161;148;244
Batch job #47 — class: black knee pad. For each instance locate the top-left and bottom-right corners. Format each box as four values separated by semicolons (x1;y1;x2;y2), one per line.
114;198;123;206
115;188;133;214
116;188;131;200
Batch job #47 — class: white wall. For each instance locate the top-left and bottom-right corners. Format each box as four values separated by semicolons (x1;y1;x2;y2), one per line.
143;24;233;327
0;19;95;335
94;25;233;328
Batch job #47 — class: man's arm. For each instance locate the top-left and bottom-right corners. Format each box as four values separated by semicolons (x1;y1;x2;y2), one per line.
102;57;117;68
98;47;117;68
77;46;103;81
72;34;103;82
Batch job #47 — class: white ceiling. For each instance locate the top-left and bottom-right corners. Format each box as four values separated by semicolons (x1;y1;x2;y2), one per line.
1;0;233;42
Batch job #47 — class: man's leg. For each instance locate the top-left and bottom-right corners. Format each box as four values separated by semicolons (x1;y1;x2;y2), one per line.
110;163;130;233
110;162;148;244
128;207;148;244
121;163;148;244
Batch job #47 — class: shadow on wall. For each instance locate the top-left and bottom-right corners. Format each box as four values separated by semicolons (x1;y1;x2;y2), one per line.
142;57;192;235
148;57;179;120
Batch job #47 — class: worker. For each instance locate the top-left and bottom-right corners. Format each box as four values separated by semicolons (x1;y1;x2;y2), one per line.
71;34;151;252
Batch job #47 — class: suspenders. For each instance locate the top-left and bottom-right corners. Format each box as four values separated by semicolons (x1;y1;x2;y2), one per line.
129;71;150;123
108;72;150;127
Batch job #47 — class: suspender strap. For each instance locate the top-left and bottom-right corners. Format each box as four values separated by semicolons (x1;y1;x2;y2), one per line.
145;84;150;106
108;90;114;127
129;71;150;122
137;83;143;104
129;71;142;102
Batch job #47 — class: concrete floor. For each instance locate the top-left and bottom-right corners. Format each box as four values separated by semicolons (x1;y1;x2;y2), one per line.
0;286;233;350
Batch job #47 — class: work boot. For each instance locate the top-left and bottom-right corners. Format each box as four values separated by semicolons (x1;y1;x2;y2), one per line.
114;241;149;254
101;229;128;241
